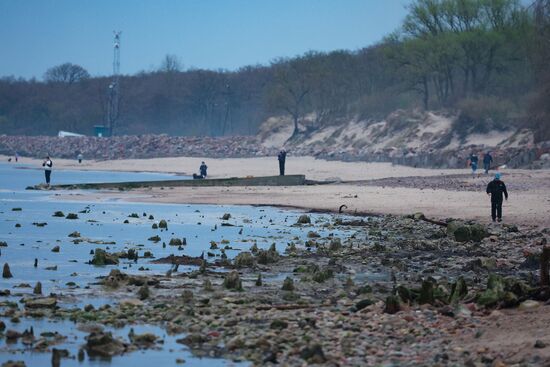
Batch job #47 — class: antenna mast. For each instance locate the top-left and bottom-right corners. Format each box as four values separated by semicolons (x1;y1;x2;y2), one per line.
107;31;121;136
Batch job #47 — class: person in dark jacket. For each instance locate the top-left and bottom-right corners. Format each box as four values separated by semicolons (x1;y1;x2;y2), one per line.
42;156;53;185
277;149;287;176
483;152;493;174
469;152;479;176
486;172;508;222
199;161;208;178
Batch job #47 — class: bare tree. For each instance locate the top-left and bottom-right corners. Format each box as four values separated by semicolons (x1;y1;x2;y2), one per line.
43;63;90;83
159;54;183;73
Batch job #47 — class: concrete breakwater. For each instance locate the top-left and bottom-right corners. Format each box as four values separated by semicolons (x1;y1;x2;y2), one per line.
30;174;309;190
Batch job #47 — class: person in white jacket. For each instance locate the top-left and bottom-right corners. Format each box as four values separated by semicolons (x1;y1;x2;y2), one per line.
42;156;53;185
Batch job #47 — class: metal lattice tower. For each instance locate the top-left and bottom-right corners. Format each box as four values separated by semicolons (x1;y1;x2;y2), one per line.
107;31;121;136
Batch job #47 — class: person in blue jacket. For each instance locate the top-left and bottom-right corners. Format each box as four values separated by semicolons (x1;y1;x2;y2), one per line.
486;172;508;222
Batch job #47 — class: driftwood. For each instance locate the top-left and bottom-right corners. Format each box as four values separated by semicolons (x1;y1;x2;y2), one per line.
540;239;549;287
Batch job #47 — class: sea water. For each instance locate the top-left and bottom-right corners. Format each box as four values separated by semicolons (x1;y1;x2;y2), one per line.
0;162;352;366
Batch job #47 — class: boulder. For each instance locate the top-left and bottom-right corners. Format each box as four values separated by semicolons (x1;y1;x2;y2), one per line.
25;297;57;309
3;263;13;278
90;248;119;266
223;271;242;290
234;252;254;268
85;331;127;357
296;215;311;224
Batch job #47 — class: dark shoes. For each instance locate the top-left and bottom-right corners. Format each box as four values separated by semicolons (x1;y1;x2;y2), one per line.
497;218;502;222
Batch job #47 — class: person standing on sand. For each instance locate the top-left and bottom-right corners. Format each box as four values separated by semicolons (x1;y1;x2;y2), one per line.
77;153;83;164
278;149;287;176
486;172;508;222
42;156;53;185
469;152;479;176
483;151;493;174
200;161;208;178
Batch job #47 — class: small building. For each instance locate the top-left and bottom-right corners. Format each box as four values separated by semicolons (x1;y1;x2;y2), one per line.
94;125;111;137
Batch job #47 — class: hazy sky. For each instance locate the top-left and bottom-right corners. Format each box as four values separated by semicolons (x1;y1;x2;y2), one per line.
0;0;412;79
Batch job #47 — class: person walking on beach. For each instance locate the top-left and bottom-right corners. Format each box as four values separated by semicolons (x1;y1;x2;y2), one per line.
15;152;18;162
199;161;208;178
486;172;508;222
278;149;287;176
469;152;479;176
77;153;83;164
483;151;493;174
42;156;53;185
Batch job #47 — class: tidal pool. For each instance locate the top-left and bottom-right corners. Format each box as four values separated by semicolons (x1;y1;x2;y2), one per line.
0;162;355;366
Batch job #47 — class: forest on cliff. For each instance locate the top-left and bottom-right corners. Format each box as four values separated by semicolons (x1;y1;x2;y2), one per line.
0;0;548;141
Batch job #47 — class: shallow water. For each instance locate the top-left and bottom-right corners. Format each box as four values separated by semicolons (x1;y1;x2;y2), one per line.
0;162;353;366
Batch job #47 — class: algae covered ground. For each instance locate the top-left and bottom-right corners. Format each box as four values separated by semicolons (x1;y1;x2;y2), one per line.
1;162;550;366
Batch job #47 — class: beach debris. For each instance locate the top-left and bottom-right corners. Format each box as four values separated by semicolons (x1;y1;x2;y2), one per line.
296;214;311;224
85;331;128;357
169;238;183;246
282;277;295;291
3;263;13;278
90;248;119;266
223;271;242;290
25;297;57;309
234;252;254;268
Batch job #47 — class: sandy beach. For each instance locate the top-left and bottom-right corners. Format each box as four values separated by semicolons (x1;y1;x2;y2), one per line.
8;155;545;229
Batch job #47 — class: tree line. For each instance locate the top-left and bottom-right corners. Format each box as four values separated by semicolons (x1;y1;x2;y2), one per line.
0;0;546;142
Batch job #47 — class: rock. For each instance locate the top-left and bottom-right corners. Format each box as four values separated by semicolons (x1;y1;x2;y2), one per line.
223;271;242;290
477;274;505;307
52;211;65;217
90;248;119;266
255;273;263;286
138;284;150;300
354;299;375;311
11;207;22;211
84;304;94;312
25;297;57;309
148;235;161;242
0;241;7;247
168;238;182;246
312;267;334;283
6;330;22;340
203;279;213;291
418;280;435;304
51;348;69;367
3;263;13;278
51;245;60;253
176;333;207;346
447;221;471;242
1;361;26;367
469;223;489;242
282;276;295;291
33;282;42;295
413;212;425;220
534;340;547;348
152;223;158;229
329;238;342;251
384;295;400;314
65;213;78;220
519;300;540;310
85;331;127;357
307;231;320;238
130;331;157;347
68;231;81;238
128;213;139;218
300;344;326;363
221;213;231;220
234;252;254;268
256;248;279;265
449;276;468;304
158;219;168;229
296;214;311;224
226;335;244;350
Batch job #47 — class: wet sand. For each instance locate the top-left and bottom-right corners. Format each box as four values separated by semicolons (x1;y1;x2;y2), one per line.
21;154;547;229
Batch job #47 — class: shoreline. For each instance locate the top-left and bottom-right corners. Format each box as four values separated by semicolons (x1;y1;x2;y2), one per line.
4;154;549;229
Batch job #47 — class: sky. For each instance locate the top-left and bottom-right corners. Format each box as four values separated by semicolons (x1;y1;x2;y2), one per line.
0;0;412;79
